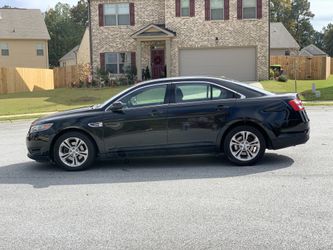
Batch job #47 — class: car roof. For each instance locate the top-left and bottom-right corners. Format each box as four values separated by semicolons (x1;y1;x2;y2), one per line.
136;76;273;97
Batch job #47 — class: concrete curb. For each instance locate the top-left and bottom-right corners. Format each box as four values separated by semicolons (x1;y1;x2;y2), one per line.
0;112;54;120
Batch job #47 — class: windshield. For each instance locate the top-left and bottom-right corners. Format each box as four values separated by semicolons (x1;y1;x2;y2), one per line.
98;84;139;109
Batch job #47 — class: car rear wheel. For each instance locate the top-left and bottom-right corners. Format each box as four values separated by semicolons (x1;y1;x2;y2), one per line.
53;132;96;171
224;126;266;166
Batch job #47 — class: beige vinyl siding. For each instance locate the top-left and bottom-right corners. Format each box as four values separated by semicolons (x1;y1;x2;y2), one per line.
0;39;49;68
59;58;77;67
77;28;90;65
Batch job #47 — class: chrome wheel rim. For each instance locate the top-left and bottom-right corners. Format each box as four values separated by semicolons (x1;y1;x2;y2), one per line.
229;131;260;162
59;137;89;168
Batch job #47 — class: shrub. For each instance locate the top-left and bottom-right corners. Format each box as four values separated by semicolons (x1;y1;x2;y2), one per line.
269;69;275;79
278;75;288;82
124;65;137;84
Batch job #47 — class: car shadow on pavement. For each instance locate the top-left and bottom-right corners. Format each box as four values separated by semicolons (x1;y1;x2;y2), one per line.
0;153;294;188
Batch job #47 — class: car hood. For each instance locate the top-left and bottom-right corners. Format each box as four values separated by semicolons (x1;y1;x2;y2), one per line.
33;106;100;124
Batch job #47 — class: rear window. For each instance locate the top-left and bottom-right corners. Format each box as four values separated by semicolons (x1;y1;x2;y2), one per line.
218;79;274;98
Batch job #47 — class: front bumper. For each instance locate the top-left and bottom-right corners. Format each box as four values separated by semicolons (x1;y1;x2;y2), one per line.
26;132;53;162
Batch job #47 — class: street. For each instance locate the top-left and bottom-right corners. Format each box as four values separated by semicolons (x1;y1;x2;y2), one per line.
0;107;333;249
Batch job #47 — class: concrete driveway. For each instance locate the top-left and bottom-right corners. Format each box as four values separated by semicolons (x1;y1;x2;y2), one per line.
0;107;333;249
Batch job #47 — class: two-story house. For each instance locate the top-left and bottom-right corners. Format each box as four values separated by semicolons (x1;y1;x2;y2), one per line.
0;8;50;69
88;0;269;81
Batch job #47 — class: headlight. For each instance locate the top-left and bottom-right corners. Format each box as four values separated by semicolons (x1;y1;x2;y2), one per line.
30;123;53;133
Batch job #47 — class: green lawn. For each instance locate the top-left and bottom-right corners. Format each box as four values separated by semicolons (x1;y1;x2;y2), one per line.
261;75;333;101
0;87;127;116
1;76;333;118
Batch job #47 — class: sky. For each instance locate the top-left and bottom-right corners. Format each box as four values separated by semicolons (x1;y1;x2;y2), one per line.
1;0;332;31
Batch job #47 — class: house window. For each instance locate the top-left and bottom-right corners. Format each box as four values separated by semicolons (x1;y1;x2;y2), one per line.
104;3;129;26
36;44;44;56
211;0;224;20
105;52;131;74
0;43;9;56
243;0;257;19
181;0;190;16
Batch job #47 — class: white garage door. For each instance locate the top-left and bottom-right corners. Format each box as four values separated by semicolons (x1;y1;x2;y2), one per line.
179;47;257;81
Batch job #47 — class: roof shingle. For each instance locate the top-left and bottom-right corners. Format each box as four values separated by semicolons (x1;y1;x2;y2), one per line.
270;22;299;50
300;44;327;56
0;8;50;40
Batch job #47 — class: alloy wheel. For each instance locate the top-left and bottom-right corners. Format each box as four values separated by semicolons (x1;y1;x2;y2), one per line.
58;137;89;168
229;131;260;162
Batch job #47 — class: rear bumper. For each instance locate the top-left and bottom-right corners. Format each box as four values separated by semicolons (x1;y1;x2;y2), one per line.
271;128;310;150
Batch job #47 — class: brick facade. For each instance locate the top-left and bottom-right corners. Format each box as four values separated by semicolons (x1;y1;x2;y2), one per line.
90;0;269;80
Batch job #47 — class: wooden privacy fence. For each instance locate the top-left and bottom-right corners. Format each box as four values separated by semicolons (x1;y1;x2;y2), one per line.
270;56;331;80
331;57;333;75
54;64;90;88
0;67;54;94
0;65;90;94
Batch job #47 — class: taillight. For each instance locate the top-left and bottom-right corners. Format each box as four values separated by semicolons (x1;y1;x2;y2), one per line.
289;99;304;111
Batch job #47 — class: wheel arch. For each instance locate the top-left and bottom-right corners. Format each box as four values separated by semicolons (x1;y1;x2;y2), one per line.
49;127;100;161
219;120;273;152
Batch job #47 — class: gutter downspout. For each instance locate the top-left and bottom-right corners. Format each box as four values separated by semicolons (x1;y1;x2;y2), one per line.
268;0;271;80
88;0;94;76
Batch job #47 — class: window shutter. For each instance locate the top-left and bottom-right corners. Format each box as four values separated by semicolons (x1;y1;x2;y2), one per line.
224;0;230;20
100;53;105;71
175;0;180;17
205;0;210;21
98;4;104;27
130;3;135;26
237;0;242;19
190;0;195;17
131;52;136;68
257;0;262;19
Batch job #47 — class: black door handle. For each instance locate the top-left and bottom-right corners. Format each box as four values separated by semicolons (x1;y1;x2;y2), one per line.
151;110;162;117
217;105;225;111
217;105;229;113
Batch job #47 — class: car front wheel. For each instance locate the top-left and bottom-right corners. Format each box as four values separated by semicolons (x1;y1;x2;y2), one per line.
224;126;266;166
53;132;96;171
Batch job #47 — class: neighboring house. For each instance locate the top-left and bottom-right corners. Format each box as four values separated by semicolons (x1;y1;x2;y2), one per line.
88;0;269;81
300;44;328;57
0;8;50;68
270;22;299;56
59;46;80;67
59;27;90;67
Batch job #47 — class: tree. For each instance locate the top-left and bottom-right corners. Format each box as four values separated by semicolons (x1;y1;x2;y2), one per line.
289;0;315;47
70;0;88;27
270;0;315;48
313;30;325;51
44;1;88;67
1;5;12;8
323;24;333;56
270;0;291;25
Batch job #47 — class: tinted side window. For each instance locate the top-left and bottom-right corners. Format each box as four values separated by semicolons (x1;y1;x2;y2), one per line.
212;86;239;99
120;85;167;108
175;83;238;103
175;83;210;103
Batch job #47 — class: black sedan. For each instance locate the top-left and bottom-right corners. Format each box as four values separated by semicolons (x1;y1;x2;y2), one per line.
27;77;310;171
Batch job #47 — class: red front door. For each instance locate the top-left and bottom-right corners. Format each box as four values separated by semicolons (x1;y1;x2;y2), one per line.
151;49;165;79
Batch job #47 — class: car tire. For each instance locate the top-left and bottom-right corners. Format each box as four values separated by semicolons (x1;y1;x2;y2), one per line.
53;131;96;171
223;125;266;166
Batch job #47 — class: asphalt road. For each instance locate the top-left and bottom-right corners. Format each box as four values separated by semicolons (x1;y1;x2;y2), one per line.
0;107;333;250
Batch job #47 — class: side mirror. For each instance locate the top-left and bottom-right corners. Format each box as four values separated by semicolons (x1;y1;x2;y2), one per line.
110;101;124;112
